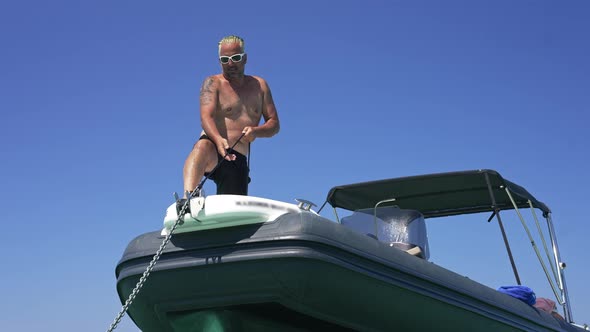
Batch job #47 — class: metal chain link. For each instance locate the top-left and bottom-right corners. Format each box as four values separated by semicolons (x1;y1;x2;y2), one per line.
106;199;190;332
107;134;246;331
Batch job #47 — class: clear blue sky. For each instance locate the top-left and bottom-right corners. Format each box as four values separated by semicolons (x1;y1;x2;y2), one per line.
1;1;588;330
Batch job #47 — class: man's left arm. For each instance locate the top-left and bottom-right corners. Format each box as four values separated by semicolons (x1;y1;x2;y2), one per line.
243;78;280;141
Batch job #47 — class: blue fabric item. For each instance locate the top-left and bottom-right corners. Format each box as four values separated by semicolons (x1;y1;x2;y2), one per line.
497;285;537;305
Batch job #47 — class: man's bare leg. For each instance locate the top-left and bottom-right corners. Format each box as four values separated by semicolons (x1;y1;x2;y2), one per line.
183;140;217;197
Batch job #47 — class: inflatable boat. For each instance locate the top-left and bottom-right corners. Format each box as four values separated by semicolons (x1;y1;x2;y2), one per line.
114;169;587;331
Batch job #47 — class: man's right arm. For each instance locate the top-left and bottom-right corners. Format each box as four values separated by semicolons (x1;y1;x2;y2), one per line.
199;76;234;160
200;76;220;141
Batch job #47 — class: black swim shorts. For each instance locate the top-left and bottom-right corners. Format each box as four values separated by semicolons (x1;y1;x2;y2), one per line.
199;134;250;195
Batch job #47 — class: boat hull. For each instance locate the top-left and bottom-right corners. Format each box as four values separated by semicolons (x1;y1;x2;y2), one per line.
116;212;579;331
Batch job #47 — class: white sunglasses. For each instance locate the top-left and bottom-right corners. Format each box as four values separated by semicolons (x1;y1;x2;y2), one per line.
219;53;246;64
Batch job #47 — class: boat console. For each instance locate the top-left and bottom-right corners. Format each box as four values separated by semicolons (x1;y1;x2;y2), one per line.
341;206;430;259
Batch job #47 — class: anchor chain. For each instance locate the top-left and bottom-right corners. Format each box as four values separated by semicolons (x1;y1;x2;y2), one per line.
106;199;189;332
107;133;246;331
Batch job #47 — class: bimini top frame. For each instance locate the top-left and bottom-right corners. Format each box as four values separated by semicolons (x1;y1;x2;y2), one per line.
317;169;579;326
321;169;550;217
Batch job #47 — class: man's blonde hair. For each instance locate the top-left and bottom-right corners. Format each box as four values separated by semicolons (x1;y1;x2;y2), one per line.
218;35;245;55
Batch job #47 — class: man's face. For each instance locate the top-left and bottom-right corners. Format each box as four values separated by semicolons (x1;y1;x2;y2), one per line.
219;42;246;79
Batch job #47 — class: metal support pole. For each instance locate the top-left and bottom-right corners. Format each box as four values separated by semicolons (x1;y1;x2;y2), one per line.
332;206;340;223
546;213;574;323
484;173;521;285
528;201;559;283
504;189;560;300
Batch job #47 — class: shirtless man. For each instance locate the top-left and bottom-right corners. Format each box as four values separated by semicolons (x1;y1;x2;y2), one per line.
183;35;280;196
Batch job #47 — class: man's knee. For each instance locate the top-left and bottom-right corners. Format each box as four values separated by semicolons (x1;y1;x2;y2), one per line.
190;139;218;171
194;138;216;152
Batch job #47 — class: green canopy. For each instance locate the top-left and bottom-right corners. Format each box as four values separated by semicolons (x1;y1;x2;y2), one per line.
325;169;550;218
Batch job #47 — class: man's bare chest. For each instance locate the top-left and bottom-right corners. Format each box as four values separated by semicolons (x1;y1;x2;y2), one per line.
218;87;262;119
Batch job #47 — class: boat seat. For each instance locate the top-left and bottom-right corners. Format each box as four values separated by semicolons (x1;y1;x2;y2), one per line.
341;207;430;260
